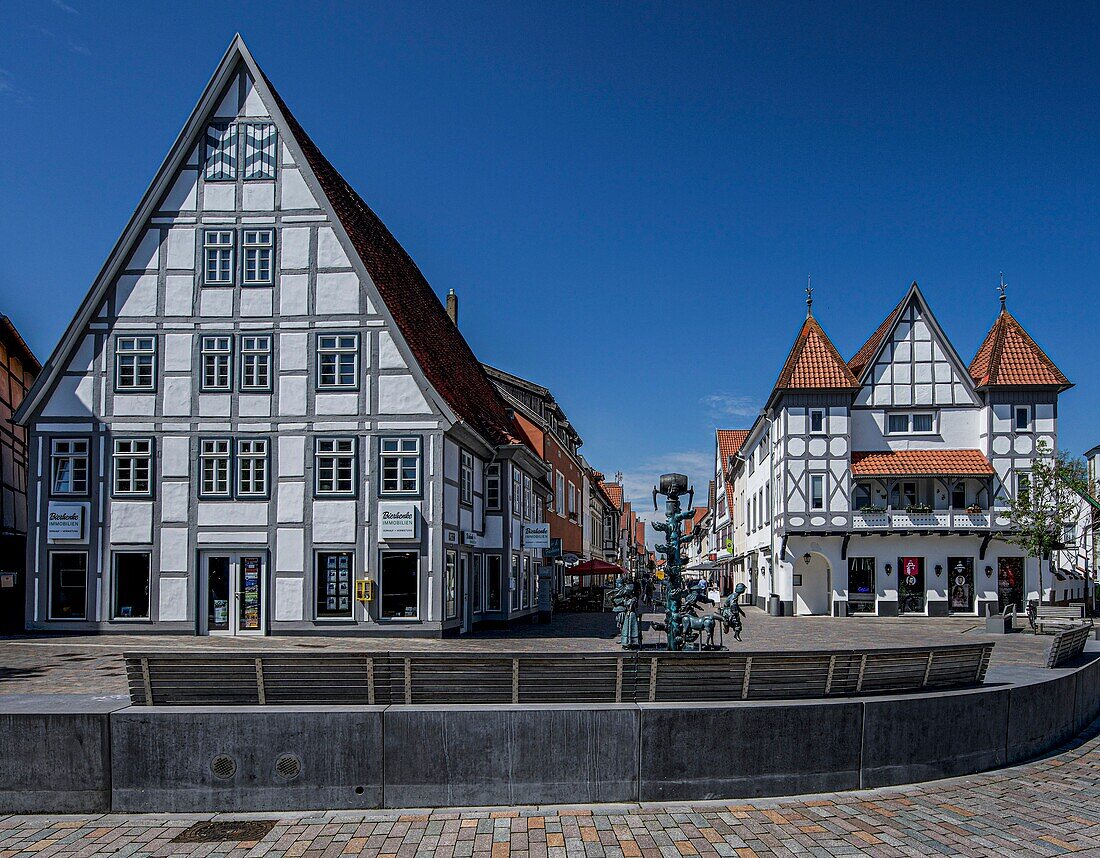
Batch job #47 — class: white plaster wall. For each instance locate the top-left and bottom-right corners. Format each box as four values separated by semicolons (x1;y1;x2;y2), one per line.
378;375;430;413
158;576;189;621
110;502;154;543
274;576;304;621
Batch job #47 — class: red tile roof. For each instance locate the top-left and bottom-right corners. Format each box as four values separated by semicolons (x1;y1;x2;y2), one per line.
847;295;907;379
600;481;624;511
635;518;646;549
775;316;859;390
716;429;750;516
969;309;1071;390
851;449;994;477
262;73;516;446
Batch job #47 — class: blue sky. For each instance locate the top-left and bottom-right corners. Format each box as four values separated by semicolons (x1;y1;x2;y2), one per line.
2;1;1098;522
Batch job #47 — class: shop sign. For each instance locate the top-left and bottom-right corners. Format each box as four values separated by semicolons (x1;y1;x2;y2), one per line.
523;523;550;549
47;503;84;540
379;502;418;540
462;531;481;547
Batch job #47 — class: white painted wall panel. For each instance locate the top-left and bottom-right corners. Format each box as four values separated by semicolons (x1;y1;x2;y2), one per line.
159;527;189;571
158;576;189;621
274;576;304;621
378;375;430;414
111;502;154;543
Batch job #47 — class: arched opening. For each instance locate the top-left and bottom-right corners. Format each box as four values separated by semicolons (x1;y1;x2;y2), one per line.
794;552;831;616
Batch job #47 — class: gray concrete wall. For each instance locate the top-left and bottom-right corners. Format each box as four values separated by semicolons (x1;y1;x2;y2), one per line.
110;705;385;812
0;694;127;813
2;649;1099;813
383;704;638;808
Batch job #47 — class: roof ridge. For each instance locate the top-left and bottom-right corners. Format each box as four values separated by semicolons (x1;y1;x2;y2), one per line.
847;293;907;379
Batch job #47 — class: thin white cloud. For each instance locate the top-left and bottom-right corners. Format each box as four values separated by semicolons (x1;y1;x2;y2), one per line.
51;0;79;14
0;69;29;103
701;393;759;420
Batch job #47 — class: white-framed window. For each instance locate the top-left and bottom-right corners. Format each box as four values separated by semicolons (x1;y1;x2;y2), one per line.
203;230;235;285
890;481;918;508
568;481;576;517
199;439;231;497
236;438;269;497
512;468;522;515
809;474;825;510
112;552;150;620
460;450;473;505
486;554;503;612
315;551;353;619
204;122;237;180
510;553;520;610
445;550;458;619
486;463;501;510
113;438;153;496
521;554;530;608
201;335;232;391
809;408;826;434
523;474;533;521
886;411;936;435
556;472;565;516
317;334;359;389
1015;406;1032;432
242;123;277;180
49;551;88;620
315;438;356;496
51;438;89;496
242;230;274;285
239;335;272;391
1016;471;1031;504
115;335;156;391
536;496;544;524
380;437;420;495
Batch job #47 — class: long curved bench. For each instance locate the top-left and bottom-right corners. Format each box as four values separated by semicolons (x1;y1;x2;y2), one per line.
124;643;993;706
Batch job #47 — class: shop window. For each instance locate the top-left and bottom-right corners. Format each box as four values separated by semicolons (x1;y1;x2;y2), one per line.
115;336;156;391
112;552;150;619
315;438;356;496
49;552;87;620
486;555;502;612
201;336;232;391
203;230;235;285
510;553;520;610
51;438;89;496
380;437;421;495
380;551;418;620
239;335;272;391
445;550;458;618
113;438;153;496
316;334;359;389
521;555;530;608
472;555;483;614
316;551;353;619
242;123;277;180
848;557;875;613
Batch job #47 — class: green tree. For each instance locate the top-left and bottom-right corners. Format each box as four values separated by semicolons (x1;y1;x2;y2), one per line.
1003;440;1088;606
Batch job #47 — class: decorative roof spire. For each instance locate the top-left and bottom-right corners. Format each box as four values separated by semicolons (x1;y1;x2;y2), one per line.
998;272;1007;312
806;275;813;317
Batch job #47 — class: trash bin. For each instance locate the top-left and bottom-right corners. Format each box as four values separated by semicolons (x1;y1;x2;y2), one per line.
767;594;782;616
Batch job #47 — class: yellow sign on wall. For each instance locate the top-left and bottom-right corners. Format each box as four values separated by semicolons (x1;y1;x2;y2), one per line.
355;579;373;602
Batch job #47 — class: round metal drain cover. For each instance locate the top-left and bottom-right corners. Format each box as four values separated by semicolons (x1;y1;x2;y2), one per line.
210;754;237;780
275;753;302;781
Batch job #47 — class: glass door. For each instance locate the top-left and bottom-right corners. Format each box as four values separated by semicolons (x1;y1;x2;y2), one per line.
998;557;1024;612
459;553;471;633
948;557;975;613
898;556;925;614
203;552;266;635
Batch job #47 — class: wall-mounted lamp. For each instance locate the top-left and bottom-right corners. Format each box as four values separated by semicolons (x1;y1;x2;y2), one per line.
803;553;812;565
985;565;994;578
885;563;893;576
934;564;943;577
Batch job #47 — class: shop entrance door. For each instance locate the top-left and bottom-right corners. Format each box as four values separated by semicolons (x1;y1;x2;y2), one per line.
898;556;925;614
459;553;471;634
948;557;975;613
201;552;266;635
998;557;1024;612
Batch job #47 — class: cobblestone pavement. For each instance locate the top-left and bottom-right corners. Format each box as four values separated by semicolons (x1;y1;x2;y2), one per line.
1;718;1097;857
0;610;1051;696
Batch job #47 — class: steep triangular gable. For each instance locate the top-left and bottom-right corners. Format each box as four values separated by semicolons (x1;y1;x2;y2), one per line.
772;316;859;392
852;283;980;408
970;308;1071;390
17;36;515;446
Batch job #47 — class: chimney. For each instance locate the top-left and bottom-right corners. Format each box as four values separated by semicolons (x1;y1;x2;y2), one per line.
446;288;458;326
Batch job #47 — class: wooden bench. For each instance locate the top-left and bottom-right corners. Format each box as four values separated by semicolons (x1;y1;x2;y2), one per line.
123;643;994;707
1029;604;1092;635
1045;623;1094;668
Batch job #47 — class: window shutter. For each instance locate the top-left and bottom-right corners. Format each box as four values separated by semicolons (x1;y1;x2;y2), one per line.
243;123;277;179
205;124;237;180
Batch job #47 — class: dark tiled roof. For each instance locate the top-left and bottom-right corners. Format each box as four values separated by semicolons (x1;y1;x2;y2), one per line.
851;449;994;477
775;317;860;390
262;73;515;446
969;309;1071;390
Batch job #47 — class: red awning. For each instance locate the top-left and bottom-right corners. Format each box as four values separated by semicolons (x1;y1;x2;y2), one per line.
567;559;629;578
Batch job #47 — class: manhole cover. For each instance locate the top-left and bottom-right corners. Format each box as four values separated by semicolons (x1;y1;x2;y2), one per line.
172;821;276;843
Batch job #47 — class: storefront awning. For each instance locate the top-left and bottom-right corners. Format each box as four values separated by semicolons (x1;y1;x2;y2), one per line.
567;558;628;578
851;450;994;478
